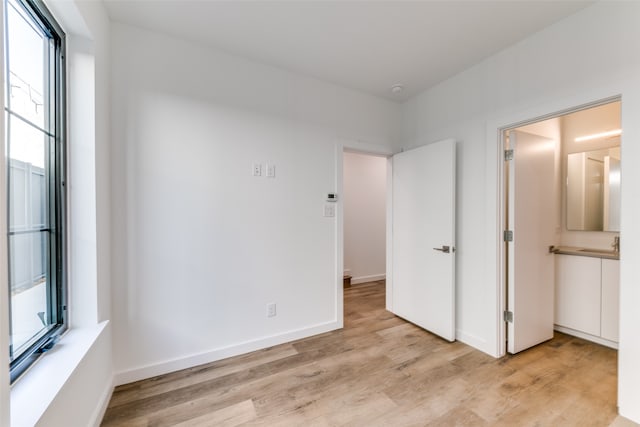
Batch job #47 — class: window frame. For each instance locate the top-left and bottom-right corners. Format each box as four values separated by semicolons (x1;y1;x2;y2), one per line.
4;0;67;383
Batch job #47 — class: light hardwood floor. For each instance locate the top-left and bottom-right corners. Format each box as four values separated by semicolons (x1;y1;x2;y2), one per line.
102;280;618;426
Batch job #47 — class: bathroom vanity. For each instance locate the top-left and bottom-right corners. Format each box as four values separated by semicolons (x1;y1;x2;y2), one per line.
553;247;619;348
553;120;621;350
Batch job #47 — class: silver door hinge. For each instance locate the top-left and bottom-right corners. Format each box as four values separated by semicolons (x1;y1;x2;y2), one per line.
504;230;513;242
504;149;514;161
504;310;513;323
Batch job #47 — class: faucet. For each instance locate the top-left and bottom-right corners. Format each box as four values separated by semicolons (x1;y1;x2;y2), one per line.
612;235;620;253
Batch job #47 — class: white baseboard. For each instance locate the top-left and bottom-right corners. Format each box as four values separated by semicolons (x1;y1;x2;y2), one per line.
91;376;114;427
554;325;618;349
114;320;341;386
351;274;386;285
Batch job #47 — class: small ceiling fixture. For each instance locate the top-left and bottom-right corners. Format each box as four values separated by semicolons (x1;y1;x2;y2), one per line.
391;84;404;94
575;129;622;142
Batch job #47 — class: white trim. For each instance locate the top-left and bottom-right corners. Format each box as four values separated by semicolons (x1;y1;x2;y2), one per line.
113;320;340;386
90;377;114;427
386;156;394;311
341;139;394;158
554;325;618;350
450;140;457;343
335;143;344;328
351;274;386;285
484;118;503;359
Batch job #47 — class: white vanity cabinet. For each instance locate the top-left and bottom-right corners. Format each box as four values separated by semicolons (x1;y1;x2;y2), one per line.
555;255;601;336
554;253;619;347
601;259;620;342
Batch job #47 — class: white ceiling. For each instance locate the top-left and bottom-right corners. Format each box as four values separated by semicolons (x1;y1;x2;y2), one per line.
103;1;594;102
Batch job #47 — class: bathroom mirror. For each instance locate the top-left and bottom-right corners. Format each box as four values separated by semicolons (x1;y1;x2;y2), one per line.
567;147;620;231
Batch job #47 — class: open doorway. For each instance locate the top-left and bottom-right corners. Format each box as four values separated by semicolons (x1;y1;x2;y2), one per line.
342;150;387;317
500;98;621;355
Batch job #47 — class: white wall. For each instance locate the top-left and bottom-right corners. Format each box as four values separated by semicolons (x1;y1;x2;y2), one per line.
401;2;640;422
343;152;386;284
110;23;398;384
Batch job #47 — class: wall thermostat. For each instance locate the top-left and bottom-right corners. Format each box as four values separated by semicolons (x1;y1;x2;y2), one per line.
326;193;338;202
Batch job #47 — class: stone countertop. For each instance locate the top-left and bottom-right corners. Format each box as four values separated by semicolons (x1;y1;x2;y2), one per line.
552;246;620;260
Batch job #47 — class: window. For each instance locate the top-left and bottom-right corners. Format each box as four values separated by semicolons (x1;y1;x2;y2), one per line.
4;0;66;382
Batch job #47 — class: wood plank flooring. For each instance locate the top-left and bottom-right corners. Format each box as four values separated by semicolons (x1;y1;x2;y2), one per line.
102;280;619;426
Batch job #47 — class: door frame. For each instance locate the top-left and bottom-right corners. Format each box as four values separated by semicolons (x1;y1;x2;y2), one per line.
489;95;621;357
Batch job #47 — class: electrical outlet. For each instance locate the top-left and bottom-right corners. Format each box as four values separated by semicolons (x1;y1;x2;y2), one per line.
253;163;262;177
267;303;277;318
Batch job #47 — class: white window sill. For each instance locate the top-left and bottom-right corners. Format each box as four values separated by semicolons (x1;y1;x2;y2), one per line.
10;321;108;427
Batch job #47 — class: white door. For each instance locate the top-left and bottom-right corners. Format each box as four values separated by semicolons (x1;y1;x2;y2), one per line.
391;139;456;341
507;130;556;353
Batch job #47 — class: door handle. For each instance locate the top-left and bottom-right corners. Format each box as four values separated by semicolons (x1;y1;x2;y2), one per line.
433;245;451;253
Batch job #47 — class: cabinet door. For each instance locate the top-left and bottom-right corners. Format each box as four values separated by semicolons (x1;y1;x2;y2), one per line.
555;255;601;336
601;259;620;342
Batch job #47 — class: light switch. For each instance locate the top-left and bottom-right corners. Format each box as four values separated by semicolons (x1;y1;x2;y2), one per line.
324;204;336;217
266;163;276;178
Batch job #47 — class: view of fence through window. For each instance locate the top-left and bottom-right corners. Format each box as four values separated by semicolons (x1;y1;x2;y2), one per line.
5;0;63;365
